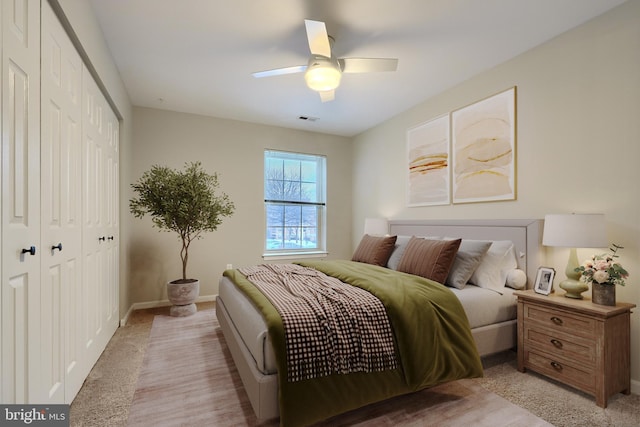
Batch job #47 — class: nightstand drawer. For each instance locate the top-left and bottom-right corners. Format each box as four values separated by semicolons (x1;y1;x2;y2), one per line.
524;327;595;366
524;304;596;338
525;349;596;393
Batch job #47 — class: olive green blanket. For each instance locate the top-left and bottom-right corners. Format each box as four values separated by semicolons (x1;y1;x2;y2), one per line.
223;260;483;426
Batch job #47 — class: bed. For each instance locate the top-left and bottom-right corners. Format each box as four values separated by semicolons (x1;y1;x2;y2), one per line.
216;219;544;425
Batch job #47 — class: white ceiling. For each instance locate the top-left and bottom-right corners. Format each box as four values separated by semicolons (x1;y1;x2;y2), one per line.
88;0;626;137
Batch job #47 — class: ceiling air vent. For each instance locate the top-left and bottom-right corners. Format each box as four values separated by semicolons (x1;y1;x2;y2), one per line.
298;115;319;122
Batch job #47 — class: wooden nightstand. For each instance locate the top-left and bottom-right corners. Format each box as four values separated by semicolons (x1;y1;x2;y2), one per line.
515;289;635;408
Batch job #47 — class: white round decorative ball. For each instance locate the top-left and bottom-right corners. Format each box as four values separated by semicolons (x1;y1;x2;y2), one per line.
506;269;527;290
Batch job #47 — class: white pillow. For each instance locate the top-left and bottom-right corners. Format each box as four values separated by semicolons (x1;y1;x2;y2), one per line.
506;268;527;290
469;240;518;293
443;238;492;289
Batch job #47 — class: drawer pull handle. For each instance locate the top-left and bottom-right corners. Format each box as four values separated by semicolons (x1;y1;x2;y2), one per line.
550;339;563;348
550;316;563;325
550;361;563;371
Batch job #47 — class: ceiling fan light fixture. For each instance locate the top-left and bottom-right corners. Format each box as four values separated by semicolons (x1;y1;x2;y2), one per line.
251;20;397;101
304;56;341;92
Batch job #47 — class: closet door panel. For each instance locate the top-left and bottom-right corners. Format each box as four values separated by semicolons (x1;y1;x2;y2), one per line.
82;131;103;364
40;1;83;403
40;264;62;402
105;111;119;324
1;0;40;404
82;65;117;365
1;62;37;405
82;76;104;364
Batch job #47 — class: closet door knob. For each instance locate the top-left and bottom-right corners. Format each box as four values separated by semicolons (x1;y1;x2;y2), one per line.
108;236;114;241
21;246;36;256
52;243;63;252
98;236;106;242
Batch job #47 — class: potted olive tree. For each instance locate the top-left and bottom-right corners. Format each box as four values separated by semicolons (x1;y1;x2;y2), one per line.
130;161;235;316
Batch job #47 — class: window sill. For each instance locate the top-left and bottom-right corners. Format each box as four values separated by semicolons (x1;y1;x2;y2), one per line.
262;251;328;261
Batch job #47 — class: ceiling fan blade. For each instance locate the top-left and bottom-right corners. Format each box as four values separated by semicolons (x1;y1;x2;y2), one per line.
339;58;398;73
304;19;331;58
319;90;335;102
252;65;307;79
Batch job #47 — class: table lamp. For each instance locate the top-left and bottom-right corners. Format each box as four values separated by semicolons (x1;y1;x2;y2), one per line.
363;218;388;236
542;213;607;298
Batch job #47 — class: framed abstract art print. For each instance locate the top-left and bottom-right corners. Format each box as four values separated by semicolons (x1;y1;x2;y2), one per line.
451;87;516;204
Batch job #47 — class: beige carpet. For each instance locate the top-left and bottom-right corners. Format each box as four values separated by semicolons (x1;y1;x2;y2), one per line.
126;309;552;426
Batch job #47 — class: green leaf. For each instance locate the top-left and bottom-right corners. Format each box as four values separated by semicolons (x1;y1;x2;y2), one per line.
129;162;235;280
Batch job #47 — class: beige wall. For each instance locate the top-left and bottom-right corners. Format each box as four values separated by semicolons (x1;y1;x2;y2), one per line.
129;108;352;303
352;1;640;385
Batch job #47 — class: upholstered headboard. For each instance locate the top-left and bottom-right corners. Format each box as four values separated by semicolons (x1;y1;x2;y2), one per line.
388;219;544;289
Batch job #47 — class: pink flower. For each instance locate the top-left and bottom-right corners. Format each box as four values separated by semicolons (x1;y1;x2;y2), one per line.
577;244;628;286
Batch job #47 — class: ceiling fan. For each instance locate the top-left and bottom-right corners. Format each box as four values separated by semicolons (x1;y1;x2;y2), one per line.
252;20;398;102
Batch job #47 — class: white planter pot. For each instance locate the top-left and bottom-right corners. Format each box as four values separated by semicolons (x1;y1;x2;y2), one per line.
167;279;199;316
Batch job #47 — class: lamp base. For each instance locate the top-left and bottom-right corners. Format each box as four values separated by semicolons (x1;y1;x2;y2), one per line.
559;279;589;299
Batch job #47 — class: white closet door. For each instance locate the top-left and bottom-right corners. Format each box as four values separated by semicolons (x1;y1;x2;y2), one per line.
82;64;119;368
104;106;119;330
0;0;41;404
40;1;84;403
81;69;102;366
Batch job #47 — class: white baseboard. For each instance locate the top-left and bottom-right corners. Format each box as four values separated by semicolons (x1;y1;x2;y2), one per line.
120;294;217;326
632;379;639;395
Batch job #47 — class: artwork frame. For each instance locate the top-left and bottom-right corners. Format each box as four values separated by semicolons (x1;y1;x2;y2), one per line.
451;87;516;204
406;114;450;207
534;266;556;295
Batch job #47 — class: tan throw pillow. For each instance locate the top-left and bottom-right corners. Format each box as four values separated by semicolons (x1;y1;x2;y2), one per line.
397;237;462;284
352;234;398;267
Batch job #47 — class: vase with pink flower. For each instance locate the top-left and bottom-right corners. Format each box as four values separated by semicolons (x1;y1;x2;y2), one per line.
575;244;628;306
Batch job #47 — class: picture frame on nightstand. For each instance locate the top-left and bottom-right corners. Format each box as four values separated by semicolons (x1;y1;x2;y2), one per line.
533;267;555;295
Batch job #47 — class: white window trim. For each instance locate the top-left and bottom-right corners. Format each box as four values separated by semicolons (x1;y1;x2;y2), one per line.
264;149;327;256
262;251;328;261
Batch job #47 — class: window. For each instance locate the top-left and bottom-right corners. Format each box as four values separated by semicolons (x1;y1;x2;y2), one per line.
264;150;326;256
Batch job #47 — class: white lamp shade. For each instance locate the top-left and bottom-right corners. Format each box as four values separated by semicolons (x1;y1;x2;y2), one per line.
363;218;388;236
542;213;607;248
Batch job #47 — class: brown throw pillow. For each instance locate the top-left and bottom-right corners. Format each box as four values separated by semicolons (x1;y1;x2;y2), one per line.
396;237;462;284
352;234;398;267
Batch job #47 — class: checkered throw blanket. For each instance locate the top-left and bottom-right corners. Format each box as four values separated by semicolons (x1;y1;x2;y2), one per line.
238;264;398;382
